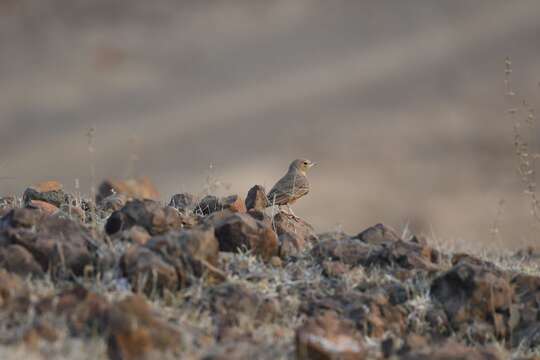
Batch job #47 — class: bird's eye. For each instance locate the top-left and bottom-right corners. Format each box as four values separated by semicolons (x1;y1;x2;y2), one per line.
303;161;308;165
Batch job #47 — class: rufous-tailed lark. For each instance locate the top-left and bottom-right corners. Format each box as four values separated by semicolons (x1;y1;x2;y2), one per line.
267;159;316;219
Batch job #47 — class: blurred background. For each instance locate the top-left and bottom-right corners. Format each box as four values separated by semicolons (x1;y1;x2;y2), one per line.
1;0;540;248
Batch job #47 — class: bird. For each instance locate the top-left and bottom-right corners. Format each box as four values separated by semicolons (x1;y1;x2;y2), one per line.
267;159;316;218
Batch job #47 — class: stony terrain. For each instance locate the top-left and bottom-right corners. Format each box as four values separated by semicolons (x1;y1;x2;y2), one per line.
0;178;539;359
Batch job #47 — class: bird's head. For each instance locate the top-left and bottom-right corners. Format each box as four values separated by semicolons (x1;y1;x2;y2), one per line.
289;159;316;175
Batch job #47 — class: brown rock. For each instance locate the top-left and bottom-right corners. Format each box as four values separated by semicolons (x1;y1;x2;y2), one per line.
322;260;349;277
431;256;513;339
296;311;365;360
214;213;279;260
399;339;507;360
356;223;401;246
97;177;159;204
0;207;42;230
279;231;305;258
147;227;222;286
121;246;179;295
27;199;59;216
129;226;152;246
0;244;44;276
105;199;182;236
107;295;182;360
209;283;280;335
312;236;373;265
197;194;246;215
272;211;318;249
23;180;67;207
11;215;94;277
245;185;268;211
100;193;128;212
0;269;28;309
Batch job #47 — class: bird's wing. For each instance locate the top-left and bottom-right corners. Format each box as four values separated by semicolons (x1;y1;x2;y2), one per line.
267;172;309;205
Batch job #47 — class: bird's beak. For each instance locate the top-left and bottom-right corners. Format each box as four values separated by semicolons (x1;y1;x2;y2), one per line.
309;162;317;168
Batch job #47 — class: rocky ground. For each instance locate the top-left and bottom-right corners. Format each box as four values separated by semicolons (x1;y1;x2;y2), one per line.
0;178;539;359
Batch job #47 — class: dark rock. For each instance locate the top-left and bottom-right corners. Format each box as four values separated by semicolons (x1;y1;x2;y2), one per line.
312;236;373;265
214;213;279;260
197;195;220;215
168;193;197;212
23;181;67;207
296;311;365;360
26;200;59;216
245;185;268;211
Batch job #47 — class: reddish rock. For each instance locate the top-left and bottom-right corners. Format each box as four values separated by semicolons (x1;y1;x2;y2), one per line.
296;311;365;360
245;185;268;211
23;180;67;207
279;231;305;258
107;295;182;360
214;213;279;260
220;195;246;213
322;260;349;277
27;199;59;216
0;244;44;276
96;177;160;204
129;226;152;246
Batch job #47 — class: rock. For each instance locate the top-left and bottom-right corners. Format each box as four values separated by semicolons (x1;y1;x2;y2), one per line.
0;269;28;309
107;295;182;360
312;236;373;265
509;273;540;347
300;290;407;338
322;260;350;277
279;231;305;258
0;208;42;230
399;339;507;360
7;214;95;277
431;255;513;339
220;195;246;213
203;341;268;360
272;212;318;249
129;226;152;246
208;283;279;337
100;193;128;212
121;246;179;295
23;180;67;207
197;195;220;215
122;226;221;293
96;177;160;204
0;244;44;276
296;311;365;360
196;195;246;215
269;256;282;268
356;223;401;246
27;199;59;216
105;199;182;235
214;213;279;260
245;185;268;211
168;193;197;212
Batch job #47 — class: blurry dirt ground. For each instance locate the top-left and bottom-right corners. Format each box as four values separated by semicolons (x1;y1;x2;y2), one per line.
2;1;540;247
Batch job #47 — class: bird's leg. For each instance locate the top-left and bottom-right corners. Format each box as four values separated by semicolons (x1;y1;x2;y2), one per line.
286;205;300;221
